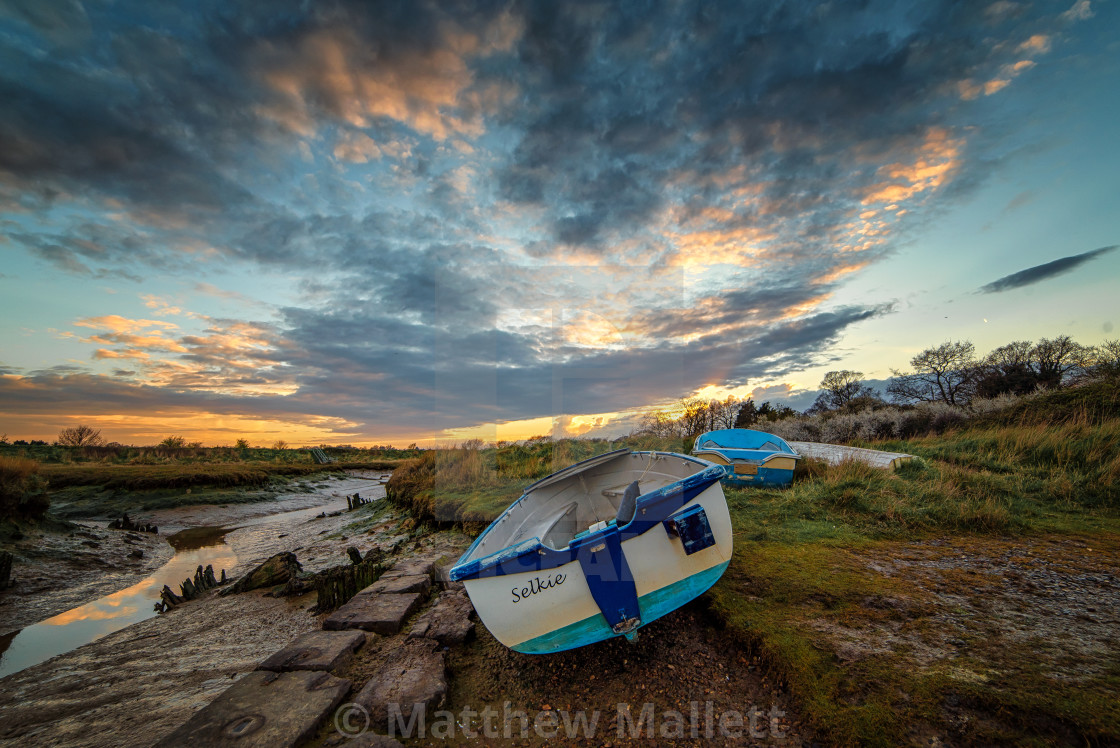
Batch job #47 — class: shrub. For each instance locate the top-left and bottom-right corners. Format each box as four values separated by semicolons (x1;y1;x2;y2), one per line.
0;456;50;519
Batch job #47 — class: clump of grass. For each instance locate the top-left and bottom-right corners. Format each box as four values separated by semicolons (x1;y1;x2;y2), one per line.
0;455;49;519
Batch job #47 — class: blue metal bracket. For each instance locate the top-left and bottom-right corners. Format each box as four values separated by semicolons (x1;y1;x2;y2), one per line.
663;505;716;555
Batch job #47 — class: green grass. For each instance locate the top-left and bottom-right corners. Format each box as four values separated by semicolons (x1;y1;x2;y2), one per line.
384;410;1120;745
709;417;1120;746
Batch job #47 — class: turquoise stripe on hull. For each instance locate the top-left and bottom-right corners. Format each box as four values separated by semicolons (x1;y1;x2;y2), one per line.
510;560;731;654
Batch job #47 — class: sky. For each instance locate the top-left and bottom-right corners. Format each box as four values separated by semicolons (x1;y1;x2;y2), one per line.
0;0;1117;447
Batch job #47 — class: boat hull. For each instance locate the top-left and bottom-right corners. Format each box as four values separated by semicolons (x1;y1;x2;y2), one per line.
455;466;732;653
693;450;797;487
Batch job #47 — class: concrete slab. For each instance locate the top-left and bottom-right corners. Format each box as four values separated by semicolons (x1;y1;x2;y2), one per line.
156;670;350;748
258;630;368;674
323;592;424;635
358;574;430;596
353;638;446;731
408;590;475;646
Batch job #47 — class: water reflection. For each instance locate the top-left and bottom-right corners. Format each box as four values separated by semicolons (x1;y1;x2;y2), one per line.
0;528;237;679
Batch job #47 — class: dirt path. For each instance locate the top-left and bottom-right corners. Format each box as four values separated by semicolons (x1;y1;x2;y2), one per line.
433;603;805;746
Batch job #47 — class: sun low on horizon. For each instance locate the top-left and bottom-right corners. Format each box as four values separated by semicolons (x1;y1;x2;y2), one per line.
1;0;1117;447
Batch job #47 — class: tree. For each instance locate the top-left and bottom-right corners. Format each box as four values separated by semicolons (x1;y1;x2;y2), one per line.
57;425;105;447
733;399;758;428
755;401;797;422
159;435;186;448
887;341;979;406
977;340;1040;398
1032;335;1091;388
234;438;250;449
1092;339;1120;379
812;370;879;411
272;440;289;450
701;395;740;431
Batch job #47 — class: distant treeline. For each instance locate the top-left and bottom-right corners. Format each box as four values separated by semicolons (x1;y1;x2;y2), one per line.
636;334;1120;441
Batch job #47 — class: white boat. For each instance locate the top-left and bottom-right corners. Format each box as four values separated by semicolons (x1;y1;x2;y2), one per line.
449;449;732;653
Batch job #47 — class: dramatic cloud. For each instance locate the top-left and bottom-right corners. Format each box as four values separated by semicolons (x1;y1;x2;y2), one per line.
979;246;1117;294
0;0;1108;442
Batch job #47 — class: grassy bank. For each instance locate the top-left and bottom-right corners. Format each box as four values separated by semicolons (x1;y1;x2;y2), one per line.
24;460;399;519
385;434;684;525
707;417;1119;746
40;460;400;491
385;411;1119;745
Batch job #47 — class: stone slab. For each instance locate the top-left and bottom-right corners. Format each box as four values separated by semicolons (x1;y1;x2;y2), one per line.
408;590;475;646
433;562;464;591
156;669;350;748
353;638;447;731
379;556;440;579
344;736;404;748
323;592;424;635
258;630;368;673
358;574;431;596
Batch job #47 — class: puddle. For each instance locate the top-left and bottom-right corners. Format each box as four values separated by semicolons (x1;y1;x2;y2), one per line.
0;528;236;679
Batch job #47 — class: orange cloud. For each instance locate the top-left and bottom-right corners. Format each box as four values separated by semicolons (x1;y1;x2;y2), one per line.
333;130;382;163
861;127;962;206
1018;34;1051;54
74;315;178;334
254;14;520;143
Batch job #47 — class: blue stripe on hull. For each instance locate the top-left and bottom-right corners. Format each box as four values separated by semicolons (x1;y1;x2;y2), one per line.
721;466;793;487
510;560;731;654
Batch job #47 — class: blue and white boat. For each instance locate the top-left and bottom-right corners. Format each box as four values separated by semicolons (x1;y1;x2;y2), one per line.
691;429;801;487
449;449;731;654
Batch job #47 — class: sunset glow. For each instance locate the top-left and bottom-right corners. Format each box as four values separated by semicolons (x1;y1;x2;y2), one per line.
1;1;1116;446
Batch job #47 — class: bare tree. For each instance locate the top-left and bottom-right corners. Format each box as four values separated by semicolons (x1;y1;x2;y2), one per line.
57;425;105;447
1032;335;1092;388
887;341;979;406
677;398;710;439
815;370;877;410
1095;339;1120;371
977;340;1039;397
984;340;1034;369
711;395;740;430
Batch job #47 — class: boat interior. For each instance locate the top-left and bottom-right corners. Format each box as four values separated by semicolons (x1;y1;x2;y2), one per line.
462;450;712;561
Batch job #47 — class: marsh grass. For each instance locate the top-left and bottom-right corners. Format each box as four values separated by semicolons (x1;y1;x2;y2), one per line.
38;460;400;492
386;436;686;525
0;455;49;519
386;407;1120;744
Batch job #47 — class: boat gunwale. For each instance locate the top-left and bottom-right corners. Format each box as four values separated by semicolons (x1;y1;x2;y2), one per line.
692;447;802;464
691;428;799;455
